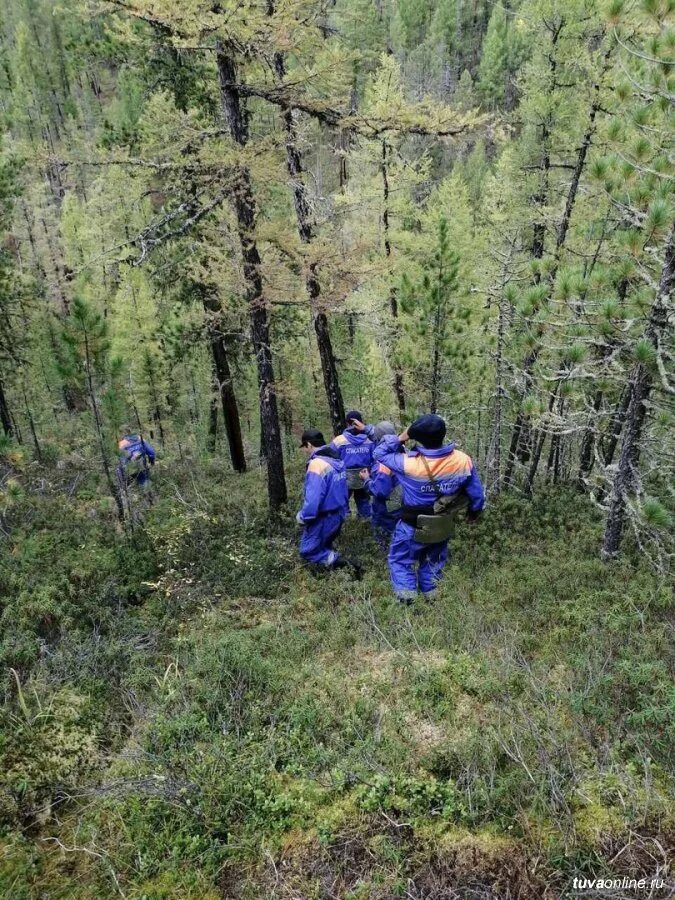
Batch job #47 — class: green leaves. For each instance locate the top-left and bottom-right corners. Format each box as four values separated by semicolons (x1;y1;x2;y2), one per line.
641;497;672;529
645;198;671;233
634;337;656;365
565;343;586;365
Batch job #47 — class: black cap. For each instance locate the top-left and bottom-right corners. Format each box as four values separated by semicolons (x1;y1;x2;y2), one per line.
300;428;325;448
408;414;446;447
345;409;363;425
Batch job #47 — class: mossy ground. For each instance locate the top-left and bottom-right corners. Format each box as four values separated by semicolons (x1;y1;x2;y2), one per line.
0;453;673;897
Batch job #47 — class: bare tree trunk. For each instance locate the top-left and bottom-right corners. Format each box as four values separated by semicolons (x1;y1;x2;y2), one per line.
0;376;14;437
202;293;247;472
216;42;287;510
579;274;628;483
21;382;42;461
207;370;219;453
554;42;611;272
83;333;125;523
525;381;559;494
504;347;538;485
488;297;505;494
270;21;345;434
577;390;603;483
546;396;565;483
602;225;674;558
602;383;631;466
429;248;445;416
381;140;406;413
143;352;166;449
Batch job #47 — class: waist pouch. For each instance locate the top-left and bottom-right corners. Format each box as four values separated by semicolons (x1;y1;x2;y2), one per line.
402;494;470;544
346;468;365;491
413;514;456;544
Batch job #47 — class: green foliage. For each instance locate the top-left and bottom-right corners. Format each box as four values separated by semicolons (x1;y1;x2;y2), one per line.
0;0;673;895
478;6;510;108
400;214;474;411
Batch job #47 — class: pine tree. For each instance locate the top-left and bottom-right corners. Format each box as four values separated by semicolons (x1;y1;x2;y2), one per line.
478;6;510;109
58;296;125;521
401;215;463;414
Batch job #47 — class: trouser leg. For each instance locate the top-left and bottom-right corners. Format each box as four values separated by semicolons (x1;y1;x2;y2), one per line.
388;521;418;602
322;512;345;566
299;513;345;566
371;506;394;552
418;540;449;596
351;488;371;520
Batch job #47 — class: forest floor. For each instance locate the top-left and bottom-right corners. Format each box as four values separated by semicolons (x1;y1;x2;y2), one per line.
0;451;673;899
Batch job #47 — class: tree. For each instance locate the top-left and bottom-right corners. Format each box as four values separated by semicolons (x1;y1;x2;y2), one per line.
215;43;288;510
401;215;463;414
58;296;125;521
599;0;674;560
478;5;510;109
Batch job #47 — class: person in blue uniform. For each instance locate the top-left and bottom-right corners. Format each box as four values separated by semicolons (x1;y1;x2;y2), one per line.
297;428;355;573
358;421;402;550
117;433;156;489
329;410;374;519
354;414;485;604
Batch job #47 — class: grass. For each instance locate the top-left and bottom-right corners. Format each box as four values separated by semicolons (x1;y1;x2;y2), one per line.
0;453;673;897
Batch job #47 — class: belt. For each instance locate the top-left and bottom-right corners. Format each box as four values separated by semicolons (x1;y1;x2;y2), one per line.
400;504;435;526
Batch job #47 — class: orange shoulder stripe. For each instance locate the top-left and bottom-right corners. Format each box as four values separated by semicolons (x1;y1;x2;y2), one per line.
404;451;472;479
378;463;392;475
332;434;348;447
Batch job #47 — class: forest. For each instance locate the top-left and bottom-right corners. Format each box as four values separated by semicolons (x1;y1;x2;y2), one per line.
0;0;673;896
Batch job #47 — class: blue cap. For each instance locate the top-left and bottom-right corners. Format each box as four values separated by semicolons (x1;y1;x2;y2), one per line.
408;414;446;446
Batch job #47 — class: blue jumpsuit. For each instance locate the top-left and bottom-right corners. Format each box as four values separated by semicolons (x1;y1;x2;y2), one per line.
362;461;401;550
373;435;485;601
298;446;349;566
329;429;374;519
117;435;156;487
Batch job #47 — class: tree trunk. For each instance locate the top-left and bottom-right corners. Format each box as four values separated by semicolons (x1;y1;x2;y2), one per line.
216;42;287;510
504;347;538;485
202;293;247;472
381;140;407;413
554;42;611;274
83;333;125;523
602;383;631;466
272;50;345;434
0;376;14;437
22;382;42;461
602;225;674;558
207;373;219;453
508;30;598;483
545;391;565;482
577;389;603;484
488;297;505;495
525;381;559;494
578;272;627;483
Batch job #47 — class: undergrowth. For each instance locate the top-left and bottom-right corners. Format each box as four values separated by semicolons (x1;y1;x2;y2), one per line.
0;453;672;898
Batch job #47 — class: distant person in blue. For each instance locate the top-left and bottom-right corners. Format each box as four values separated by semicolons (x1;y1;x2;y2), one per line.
329;410;374;519
117;433;156;489
297;428;359;576
358;421;402;550
353;414;485;604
